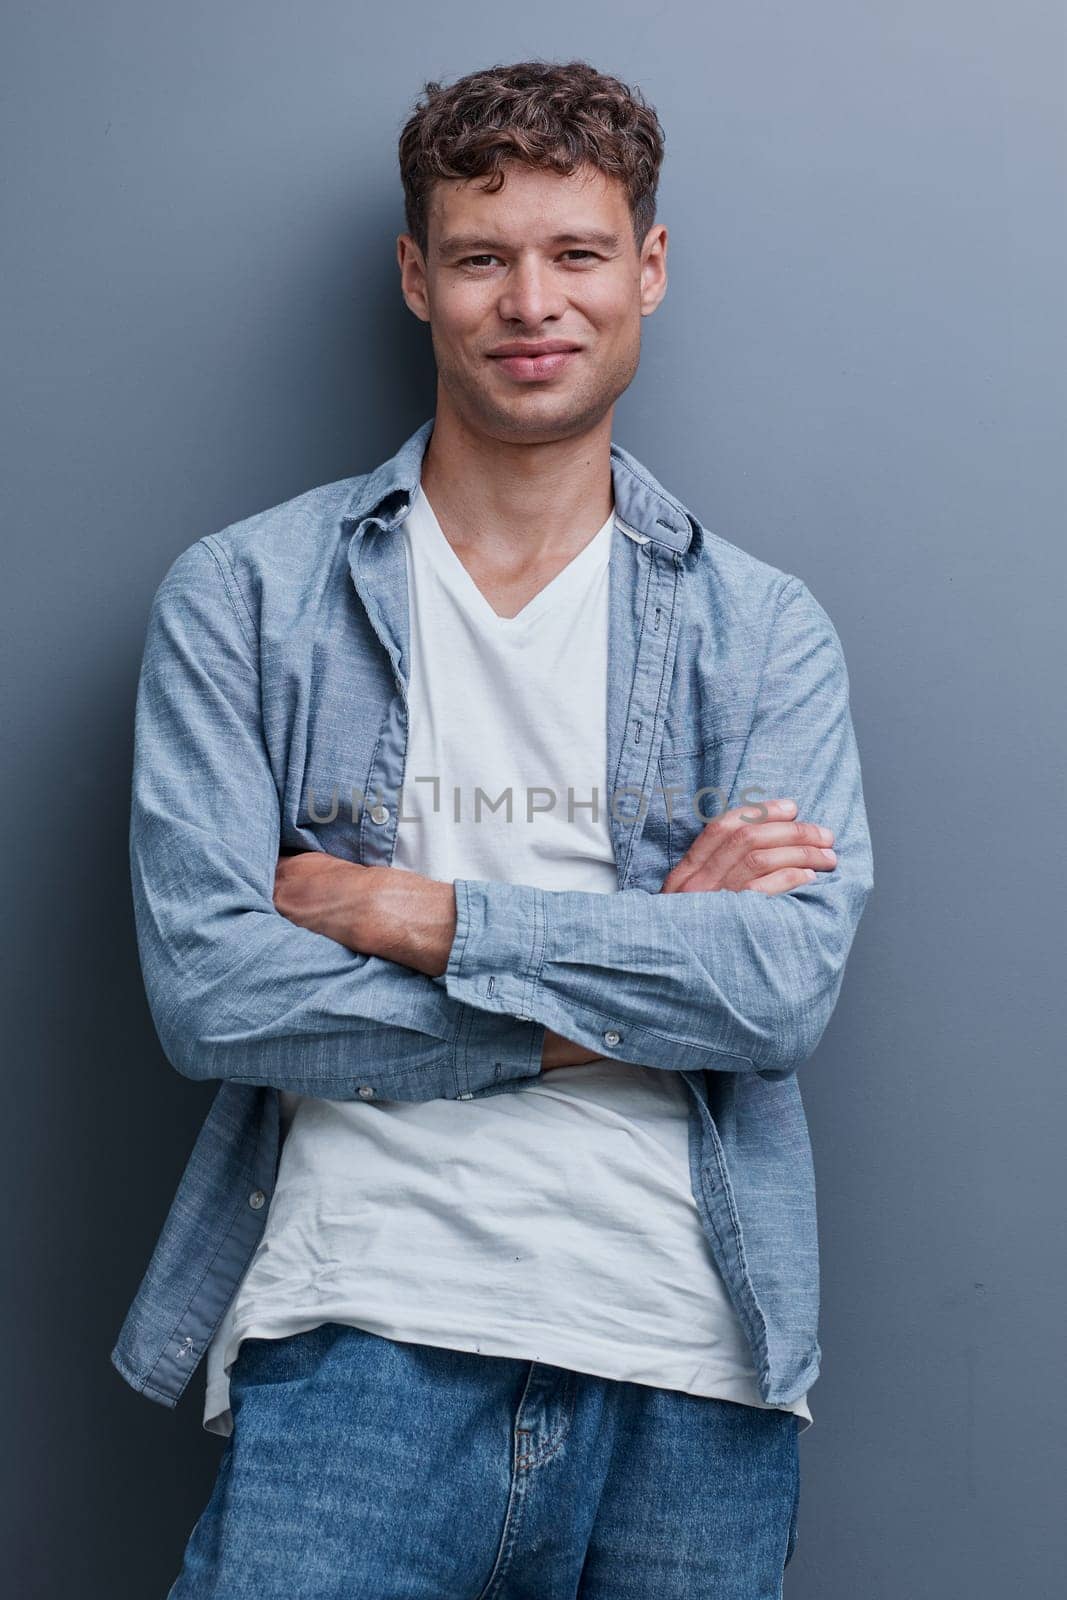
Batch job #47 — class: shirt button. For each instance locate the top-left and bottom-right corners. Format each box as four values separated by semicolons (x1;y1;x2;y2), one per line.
603;1029;621;1046
369;803;389;824
248;1189;266;1210
357;1084;375;1099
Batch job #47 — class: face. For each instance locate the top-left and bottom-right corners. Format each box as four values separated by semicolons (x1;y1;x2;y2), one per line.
397;162;668;444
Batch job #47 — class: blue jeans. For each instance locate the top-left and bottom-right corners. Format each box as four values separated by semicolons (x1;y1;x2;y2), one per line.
167;1322;801;1599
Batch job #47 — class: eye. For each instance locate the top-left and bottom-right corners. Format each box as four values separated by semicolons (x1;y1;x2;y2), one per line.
457;250;601;270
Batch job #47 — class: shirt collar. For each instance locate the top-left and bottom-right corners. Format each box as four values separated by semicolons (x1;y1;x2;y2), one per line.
339;416;703;561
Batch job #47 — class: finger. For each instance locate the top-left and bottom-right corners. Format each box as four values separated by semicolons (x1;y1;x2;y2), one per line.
673;851;832;893
668;798;800;885
727;843;837;884
670;810;834;890
745;867;821;895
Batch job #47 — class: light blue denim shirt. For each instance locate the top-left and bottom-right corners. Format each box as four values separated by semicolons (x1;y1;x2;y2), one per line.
110;416;873;1414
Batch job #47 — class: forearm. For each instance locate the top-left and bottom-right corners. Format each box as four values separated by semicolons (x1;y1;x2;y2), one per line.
135;852;544;1099
441;870;867;1076
340;858;850;1075
314;864;603;1074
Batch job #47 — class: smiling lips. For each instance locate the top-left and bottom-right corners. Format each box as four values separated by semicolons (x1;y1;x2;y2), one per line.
486;341;583;382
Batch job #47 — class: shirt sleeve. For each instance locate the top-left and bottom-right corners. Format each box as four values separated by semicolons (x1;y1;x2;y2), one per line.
130;537;545;1101
443;575;874;1078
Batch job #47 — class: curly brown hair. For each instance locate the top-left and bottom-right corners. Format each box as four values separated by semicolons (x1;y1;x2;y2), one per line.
398;59;665;260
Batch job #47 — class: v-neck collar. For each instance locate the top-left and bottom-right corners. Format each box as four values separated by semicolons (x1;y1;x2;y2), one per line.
414;486;617;631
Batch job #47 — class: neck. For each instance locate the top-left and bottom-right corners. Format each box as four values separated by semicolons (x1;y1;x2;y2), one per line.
417;394;616;561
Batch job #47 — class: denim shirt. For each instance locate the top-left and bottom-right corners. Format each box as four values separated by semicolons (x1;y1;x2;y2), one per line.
110;416;873;1413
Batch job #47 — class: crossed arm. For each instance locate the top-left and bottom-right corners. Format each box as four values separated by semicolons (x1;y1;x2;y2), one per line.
130;539;872;1103
273;791;841;1074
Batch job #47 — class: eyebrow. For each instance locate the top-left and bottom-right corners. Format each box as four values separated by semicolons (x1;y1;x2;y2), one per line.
437;229;622;257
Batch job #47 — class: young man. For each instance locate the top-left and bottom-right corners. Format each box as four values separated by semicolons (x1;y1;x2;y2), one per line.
114;59;873;1598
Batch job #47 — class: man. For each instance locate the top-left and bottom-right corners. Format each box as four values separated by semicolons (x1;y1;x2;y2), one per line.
114;58;873;1598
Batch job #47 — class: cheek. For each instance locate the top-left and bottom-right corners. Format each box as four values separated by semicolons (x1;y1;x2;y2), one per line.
426;286;482;343
583;310;642;375
427;307;466;350
583;277;641;327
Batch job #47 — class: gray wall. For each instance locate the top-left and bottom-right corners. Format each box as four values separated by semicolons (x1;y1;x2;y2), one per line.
3;4;1063;1595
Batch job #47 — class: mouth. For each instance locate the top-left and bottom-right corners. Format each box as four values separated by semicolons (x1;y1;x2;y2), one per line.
486;347;583;383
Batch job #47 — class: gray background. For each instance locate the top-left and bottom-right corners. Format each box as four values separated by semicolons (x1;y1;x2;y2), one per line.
3;3;1064;1595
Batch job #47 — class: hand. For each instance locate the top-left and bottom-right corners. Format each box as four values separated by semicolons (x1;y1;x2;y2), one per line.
541;1027;607;1072
659;797;836;895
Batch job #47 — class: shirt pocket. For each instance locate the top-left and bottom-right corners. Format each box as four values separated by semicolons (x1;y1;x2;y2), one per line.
293;657;394;857
656;729;751;873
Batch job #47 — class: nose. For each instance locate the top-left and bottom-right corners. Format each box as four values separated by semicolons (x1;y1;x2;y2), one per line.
496;258;566;327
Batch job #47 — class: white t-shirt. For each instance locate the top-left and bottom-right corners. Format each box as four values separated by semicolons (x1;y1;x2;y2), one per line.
203;483;812;1436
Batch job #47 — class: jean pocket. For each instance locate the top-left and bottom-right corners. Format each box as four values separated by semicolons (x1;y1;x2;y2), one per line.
229;1331;305;1398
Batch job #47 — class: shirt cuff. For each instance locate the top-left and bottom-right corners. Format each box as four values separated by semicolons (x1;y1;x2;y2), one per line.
445;877;545;1019
445;879;547;1097
454;1005;545;1098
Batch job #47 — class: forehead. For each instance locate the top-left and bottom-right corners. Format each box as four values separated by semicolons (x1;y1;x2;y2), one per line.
428;163;631;253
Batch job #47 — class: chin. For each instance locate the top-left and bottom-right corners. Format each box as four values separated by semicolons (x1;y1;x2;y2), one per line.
487;408;597;446
493;383;609;426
